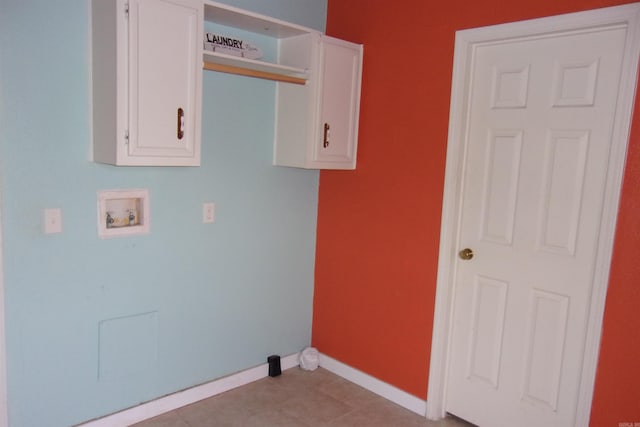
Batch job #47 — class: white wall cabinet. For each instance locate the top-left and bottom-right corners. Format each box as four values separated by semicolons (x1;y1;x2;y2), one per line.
92;0;362;169
92;0;203;166
274;35;363;169
314;36;362;169
203;1;363;170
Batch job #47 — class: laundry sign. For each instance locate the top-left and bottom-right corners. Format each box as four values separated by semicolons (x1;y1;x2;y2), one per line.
204;33;263;60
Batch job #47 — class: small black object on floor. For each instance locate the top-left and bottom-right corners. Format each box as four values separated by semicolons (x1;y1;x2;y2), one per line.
267;355;281;377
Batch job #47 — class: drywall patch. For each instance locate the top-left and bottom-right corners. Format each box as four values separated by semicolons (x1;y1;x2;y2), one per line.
98;311;158;382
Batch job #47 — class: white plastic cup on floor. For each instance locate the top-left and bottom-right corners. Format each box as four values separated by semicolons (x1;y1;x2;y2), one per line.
299;347;319;371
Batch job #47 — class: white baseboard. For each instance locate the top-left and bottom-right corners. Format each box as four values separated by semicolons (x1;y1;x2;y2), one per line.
318;353;427;416
77;353;300;427
78;351;428;426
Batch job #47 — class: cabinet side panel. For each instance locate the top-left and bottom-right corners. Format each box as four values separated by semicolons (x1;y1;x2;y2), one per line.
274;83;311;167
274;34;318;168
91;0;119;165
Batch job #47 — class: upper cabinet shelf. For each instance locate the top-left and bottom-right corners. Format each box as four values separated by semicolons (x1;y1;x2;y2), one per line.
204;1;314;38
203;0;320;84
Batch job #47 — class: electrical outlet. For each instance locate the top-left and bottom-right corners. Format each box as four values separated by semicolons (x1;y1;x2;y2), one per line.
203;202;215;224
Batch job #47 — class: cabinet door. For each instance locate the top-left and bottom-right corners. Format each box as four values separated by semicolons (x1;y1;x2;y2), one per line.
314;36;362;169
127;0;202;165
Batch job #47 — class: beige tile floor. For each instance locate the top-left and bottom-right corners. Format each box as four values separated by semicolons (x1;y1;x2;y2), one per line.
133;367;474;427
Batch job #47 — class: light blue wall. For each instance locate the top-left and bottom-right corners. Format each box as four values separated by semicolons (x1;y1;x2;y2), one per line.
0;0;326;425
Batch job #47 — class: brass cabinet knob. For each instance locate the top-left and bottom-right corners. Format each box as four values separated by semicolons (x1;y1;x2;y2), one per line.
459;248;474;260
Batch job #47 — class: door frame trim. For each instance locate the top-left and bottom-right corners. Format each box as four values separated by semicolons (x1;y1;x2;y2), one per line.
0;202;7;427
426;3;640;424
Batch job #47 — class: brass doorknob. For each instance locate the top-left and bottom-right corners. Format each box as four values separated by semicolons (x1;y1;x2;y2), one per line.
459;248;474;260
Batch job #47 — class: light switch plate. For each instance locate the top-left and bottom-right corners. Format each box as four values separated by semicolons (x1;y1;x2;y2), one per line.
44;208;62;234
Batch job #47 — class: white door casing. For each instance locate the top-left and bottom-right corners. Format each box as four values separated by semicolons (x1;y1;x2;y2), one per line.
427;3;640;427
0;196;7;426
0;66;9;427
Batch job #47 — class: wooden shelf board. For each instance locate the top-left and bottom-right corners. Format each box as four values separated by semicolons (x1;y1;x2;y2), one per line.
203;61;307;85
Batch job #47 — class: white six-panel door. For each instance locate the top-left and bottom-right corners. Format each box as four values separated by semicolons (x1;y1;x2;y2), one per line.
428;4;640;427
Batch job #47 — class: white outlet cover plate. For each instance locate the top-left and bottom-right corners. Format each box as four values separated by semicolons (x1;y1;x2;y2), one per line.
203;202;215;223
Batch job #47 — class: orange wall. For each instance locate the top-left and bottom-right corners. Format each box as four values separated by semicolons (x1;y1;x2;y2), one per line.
312;0;640;424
